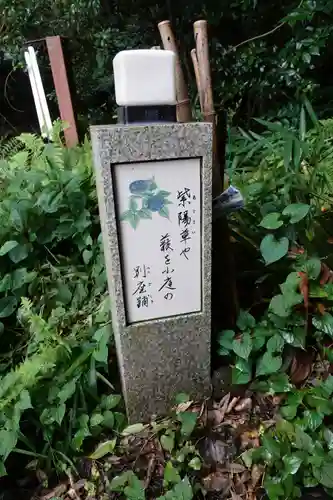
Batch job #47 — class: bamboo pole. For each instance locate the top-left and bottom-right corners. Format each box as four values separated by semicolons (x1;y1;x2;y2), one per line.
190;48;203;113
193;20;215;124
193;20;238;330
158;20;192;123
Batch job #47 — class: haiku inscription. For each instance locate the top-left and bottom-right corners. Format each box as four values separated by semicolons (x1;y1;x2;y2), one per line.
114;158;201;323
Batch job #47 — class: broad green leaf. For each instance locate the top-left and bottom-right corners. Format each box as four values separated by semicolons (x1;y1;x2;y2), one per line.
267;334;284;353
17;389;32;411
124;475;145;500
217;330;235;355
178;411;198;437
313;314;333;338
158;476;193;500
0;430;18;460
282;203;310;223
103;410;115;428
282;454;303;475
324;428;333;450
164;460;181;485
122;423;146;436
295;427;314;452
259;212;283;230
9;244;29;263
0;240;18;256
188;456;201;470
322;375;333;397
232;358;252;385
0;461;6;477
0;296;17;318
303;258;321;280
264;476;284;498
160;431;175;453
313;461;333;488
260;234;289;265
90;413;104;427
262;434;281;458
52;404;66;425
237;310;255;330
110;471;133;490
89;439;116;459
57;379;76;403
303;410;323;431
256;352;282;377
267;373;292;394
232;332;252;359
269;295;291;318
175;393;190;404
101;394;121;410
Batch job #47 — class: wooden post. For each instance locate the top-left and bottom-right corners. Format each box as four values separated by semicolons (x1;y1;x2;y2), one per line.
158;21;192;123
46;36;78;147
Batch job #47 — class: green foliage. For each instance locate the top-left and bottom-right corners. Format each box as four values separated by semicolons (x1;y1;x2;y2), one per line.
0;131;123;476
216;103;333;498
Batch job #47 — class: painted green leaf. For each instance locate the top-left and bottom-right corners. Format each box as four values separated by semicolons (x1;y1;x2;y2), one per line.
89;438;116;459
159;206;169;219
0;296;17;318
237;310;255;330
260;234;289;265
0;240;18;256
158;190;171;197
129;196;138;211
120;210;132;221
282;203;310;223
232;332;252;360
138;208;152;219
129;211;140;229
259;212;283;230
256;352;282;376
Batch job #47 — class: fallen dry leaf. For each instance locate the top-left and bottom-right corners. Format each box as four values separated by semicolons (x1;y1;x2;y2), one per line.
290;350;313;384
223;462;246;474
202;471;231;493
235;397;252;412
226;397;240;414
251;464;264;489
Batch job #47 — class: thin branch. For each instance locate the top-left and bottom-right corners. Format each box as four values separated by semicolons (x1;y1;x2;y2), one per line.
231;22;285;51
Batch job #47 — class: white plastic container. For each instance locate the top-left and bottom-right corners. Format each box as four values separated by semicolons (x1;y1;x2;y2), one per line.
113;49;176;106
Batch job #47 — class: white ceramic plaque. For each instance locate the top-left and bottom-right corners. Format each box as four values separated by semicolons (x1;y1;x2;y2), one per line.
114;158;201;323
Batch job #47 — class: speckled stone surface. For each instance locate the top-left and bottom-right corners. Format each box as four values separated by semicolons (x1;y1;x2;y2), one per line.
90;123;213;422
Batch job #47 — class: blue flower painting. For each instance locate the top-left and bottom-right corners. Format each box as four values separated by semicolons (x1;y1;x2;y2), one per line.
120;178;172;229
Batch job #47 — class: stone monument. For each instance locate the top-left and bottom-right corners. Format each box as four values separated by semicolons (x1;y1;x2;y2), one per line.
91;50;213;421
